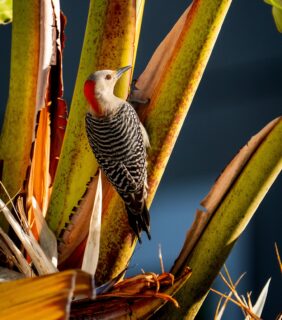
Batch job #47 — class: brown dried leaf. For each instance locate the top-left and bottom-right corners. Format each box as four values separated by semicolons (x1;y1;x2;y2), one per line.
0;228;34;277
82;170;102;276
57;176;98;265
26;106;51;236
49;98;67;183
71;268;192;319
275;242;282;273
25;2;67;239
58;172;114;268
49;11;68;182
0;198;57;275
31;196;58;267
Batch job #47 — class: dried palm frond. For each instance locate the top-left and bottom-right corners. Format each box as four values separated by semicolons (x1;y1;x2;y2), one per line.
71;267;192;319
212;266;271;320
0;269;95;320
81;170;102;276
0;198;57;275
214;266;246;320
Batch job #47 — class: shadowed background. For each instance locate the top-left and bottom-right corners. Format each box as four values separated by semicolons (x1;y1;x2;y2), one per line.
1;0;281;318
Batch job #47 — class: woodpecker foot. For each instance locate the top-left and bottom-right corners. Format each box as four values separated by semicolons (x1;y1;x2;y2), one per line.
128;79;150;105
128;97;150;105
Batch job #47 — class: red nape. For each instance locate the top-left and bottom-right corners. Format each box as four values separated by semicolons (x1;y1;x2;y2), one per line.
84;79;100;115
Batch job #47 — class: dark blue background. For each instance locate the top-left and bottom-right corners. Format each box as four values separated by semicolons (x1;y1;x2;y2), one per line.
1;0;281;318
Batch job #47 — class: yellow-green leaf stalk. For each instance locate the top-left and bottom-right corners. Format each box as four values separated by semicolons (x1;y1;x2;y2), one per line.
132;0;146;71
95;0;232;284
144;0;232;205
0;0;12;25
264;0;282;33
154;118;282;319
46;0;140;234
0;0;40;227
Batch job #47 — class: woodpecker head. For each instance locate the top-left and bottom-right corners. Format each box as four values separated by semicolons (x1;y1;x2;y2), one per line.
84;65;131;117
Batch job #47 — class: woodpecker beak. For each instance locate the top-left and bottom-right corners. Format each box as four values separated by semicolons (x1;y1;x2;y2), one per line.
115;65;132;79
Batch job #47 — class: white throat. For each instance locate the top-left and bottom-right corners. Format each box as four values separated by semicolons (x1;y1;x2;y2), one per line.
95;87;123;117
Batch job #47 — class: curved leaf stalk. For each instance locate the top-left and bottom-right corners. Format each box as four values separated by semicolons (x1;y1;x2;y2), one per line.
142;0;232;205
0;0;40;228
171;118;280;276
46;1;138;238
154;119;282;319
95;0;232;284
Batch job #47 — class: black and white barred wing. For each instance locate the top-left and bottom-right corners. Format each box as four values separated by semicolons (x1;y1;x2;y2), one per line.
85;103;147;194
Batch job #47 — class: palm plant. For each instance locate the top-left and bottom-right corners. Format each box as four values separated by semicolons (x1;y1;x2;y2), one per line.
0;0;281;319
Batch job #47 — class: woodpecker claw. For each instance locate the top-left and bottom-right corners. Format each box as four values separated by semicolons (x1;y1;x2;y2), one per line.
137;234;142;244
128;97;150;105
128;79;150;106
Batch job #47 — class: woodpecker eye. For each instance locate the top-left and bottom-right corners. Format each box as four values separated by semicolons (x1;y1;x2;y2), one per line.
105;74;112;80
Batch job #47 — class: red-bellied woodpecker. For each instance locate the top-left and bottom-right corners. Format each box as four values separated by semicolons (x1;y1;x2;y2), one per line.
83;66;151;242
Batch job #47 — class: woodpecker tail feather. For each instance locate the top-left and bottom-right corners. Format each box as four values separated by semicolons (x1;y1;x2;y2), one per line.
126;203;151;243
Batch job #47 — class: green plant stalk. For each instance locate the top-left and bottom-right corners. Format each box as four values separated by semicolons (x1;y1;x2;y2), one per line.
132;0;145;71
95;0;232;284
154;119;282;319
264;0;282;33
0;0;12;24
46;0;138;234
0;0;39;227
